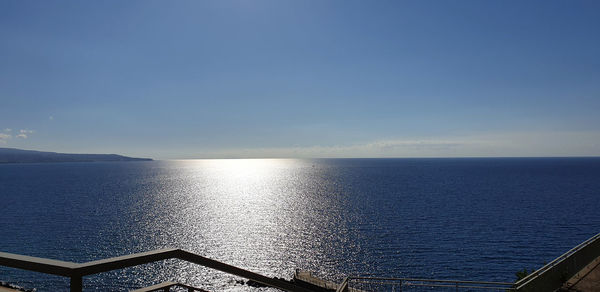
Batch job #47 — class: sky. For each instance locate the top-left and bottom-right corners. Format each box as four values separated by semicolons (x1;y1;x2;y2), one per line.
1;0;599;159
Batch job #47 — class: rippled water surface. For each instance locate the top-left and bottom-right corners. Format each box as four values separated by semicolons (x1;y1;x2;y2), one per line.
1;158;600;291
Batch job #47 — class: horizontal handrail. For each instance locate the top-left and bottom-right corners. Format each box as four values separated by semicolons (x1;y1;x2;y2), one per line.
130;281;207;292
0;249;314;292
0;252;79;276
78;248;181;276
341;276;515;291
349;276;514;285
130;281;178;292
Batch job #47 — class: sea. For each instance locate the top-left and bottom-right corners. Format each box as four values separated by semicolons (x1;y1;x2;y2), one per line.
1;158;599;291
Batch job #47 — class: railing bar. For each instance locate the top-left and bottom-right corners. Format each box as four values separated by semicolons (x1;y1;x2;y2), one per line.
350;281;514;288
352;279;502;286
176;250;313;292
0;249;311;292
336;277;349;292
0;252;77;277
77;248;180;275
402;283;514;290
349;281;514;289
349;277;514;285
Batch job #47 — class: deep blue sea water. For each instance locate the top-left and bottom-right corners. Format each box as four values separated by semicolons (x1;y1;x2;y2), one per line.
1;158;600;291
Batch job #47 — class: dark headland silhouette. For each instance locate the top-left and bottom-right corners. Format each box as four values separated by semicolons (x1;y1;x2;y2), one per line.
0;147;152;163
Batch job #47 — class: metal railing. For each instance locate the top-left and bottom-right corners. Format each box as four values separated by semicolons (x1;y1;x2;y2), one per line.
0;249;314;292
333;232;600;292
130;281;206;292
336;277;515;291
514;232;600;292
4;232;599;292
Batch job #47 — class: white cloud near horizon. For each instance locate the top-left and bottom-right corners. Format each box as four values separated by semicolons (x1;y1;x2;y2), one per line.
0;129;36;144
179;131;600;159
16;129;35;139
0;133;10;144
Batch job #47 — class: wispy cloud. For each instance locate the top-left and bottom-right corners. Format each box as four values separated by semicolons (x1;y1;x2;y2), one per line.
0;133;11;144
184;131;600;159
16;129;35;139
0;128;37;143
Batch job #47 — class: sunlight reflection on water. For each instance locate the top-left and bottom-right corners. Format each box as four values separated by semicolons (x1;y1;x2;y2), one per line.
118;159;348;291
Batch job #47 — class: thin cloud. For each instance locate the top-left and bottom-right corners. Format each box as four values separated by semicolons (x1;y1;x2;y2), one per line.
184;131;600;159
0;133;11;144
16;129;35;139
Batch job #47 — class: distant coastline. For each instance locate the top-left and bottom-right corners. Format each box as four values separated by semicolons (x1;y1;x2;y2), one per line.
0;147;152;163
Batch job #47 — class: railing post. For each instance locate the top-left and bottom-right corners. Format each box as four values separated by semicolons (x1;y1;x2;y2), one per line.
336;277;349;292
70;275;82;292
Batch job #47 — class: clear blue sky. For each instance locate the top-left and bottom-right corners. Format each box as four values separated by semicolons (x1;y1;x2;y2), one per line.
1;0;599;159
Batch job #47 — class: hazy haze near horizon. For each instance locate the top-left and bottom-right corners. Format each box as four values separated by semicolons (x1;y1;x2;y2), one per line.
1;1;599;159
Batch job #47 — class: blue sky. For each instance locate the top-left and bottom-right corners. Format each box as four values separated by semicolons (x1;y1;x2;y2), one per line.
1;0;599;159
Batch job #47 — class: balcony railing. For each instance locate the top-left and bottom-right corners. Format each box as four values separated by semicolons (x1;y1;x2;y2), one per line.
3;232;599;292
514;231;600;292
336;276;515;291
0;248;314;292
